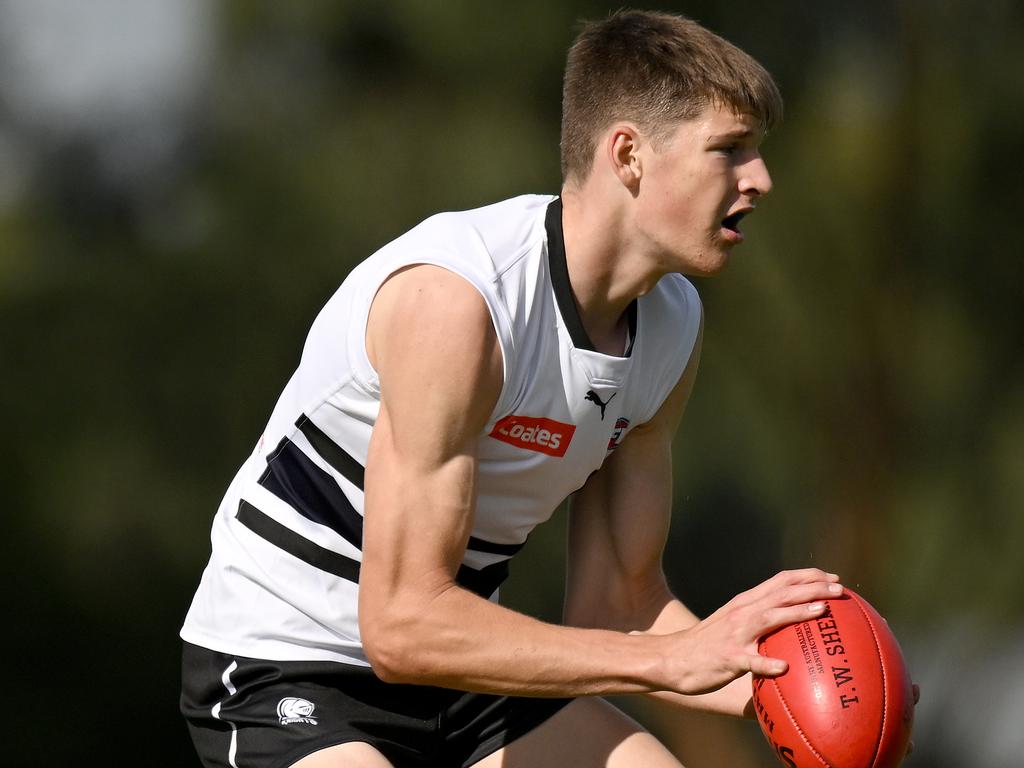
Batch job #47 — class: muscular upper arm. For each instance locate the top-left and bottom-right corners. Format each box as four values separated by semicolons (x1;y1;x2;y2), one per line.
359;264;503;642
564;317;703;631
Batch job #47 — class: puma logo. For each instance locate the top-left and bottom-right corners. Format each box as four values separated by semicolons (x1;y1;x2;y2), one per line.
584;389;616;420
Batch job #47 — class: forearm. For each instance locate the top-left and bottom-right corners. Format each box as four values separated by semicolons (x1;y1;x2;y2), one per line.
561;576;754;715
362;578;670;697
359;439;676;696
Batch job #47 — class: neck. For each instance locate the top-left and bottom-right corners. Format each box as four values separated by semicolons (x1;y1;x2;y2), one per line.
559;186;662;352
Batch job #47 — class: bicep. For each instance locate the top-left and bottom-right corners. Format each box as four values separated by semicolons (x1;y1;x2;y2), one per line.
360;265;503;606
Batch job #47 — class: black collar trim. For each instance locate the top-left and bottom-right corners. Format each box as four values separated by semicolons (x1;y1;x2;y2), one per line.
545;198;636;356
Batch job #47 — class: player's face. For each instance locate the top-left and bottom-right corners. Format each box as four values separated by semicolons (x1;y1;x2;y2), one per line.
634;105;773;277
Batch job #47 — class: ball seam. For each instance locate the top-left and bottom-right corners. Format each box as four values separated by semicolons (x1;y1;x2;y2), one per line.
849;594;888;768
769;675;832;768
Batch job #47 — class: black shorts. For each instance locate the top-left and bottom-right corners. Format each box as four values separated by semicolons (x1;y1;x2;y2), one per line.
181;642;574;768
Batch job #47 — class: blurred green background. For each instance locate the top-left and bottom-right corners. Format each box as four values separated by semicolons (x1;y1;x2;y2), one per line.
2;1;1021;765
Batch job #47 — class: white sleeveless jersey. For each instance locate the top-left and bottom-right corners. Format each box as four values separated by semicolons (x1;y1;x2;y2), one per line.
181;194;702;665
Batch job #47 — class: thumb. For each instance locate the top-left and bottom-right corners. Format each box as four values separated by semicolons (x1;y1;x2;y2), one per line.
748;655;788;678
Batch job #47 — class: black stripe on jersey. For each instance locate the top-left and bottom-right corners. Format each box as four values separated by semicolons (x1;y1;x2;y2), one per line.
237;499;361;582
456;558;511;598
259;437;364;549
235;500;510;598
260;433;527;557
545;198;637;356
296;415;365;489
466;533;526;557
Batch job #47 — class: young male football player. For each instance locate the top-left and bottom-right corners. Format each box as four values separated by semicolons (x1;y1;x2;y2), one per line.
181;10;846;767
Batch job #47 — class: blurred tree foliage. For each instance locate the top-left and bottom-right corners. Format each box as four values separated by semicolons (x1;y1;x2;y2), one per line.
2;1;1022;765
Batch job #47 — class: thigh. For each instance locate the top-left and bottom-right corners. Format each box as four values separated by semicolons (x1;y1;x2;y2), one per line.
469;697;684;768
289;741;394;768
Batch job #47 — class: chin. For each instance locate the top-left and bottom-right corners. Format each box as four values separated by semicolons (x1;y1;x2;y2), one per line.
681;252;730;278
659;240;730;278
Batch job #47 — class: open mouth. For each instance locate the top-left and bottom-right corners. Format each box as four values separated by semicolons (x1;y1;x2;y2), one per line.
721;210;748;234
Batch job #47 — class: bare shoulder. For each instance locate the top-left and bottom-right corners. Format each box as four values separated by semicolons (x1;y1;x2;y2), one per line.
366;264;503;435
368;264;499;367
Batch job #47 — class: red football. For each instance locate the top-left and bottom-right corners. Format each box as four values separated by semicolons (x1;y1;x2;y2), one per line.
751;589;914;768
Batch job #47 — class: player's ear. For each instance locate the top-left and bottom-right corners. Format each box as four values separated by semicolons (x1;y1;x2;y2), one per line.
606;123;642;193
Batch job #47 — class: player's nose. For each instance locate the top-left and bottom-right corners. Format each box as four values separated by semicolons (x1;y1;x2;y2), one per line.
740;155;773;197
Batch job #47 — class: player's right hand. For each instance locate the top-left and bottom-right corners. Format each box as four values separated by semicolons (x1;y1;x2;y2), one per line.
662;568;843;695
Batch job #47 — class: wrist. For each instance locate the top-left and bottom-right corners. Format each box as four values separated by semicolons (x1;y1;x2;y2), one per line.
631;630;676;692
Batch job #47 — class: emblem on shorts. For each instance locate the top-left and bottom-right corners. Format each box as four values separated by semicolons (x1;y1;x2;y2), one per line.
277;697;318;725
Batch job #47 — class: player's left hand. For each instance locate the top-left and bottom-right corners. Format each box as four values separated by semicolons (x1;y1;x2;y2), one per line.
906;683;920;757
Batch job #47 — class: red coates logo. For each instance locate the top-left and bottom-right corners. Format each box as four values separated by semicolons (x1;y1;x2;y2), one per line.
489;415;575;457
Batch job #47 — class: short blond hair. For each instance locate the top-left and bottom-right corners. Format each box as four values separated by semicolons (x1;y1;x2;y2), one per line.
560;9;783;183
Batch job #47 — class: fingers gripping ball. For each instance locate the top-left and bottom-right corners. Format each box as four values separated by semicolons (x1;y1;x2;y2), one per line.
751;589;914;768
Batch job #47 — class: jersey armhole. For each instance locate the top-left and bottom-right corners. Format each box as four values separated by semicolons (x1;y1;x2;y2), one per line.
635;276;703;426
348;254;515;419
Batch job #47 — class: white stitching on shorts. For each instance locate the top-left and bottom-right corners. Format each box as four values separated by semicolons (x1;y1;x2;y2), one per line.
211;661;240;768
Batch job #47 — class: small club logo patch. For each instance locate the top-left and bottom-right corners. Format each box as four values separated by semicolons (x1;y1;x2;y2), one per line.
277;697;318;725
607;417;630;451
